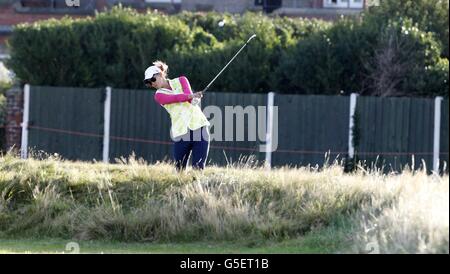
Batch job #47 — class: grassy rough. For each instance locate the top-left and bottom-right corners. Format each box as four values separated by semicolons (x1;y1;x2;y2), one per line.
0;153;448;253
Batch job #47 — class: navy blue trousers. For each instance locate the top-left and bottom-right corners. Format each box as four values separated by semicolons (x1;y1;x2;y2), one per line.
173;126;210;170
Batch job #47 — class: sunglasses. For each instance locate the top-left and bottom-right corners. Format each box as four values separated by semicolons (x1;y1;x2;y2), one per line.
144;75;158;85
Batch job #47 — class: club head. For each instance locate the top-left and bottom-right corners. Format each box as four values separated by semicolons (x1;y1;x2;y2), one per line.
247;34;257;43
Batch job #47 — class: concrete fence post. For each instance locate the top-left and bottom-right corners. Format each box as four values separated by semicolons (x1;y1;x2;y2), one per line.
102;86;112;163
20;84;30;159
265;92;275;169
433;96;443;173
348;93;359;159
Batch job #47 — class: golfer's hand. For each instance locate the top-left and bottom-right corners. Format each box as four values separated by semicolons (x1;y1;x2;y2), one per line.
190;91;203;99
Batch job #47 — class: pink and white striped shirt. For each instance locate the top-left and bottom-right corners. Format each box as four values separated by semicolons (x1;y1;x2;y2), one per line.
154;76;193;105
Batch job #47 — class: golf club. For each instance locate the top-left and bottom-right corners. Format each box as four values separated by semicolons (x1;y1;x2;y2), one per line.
192;34;257;104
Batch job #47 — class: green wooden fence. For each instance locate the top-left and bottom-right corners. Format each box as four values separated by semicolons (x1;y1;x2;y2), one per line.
202;91;267;166
354;96;436;172
271;95;349;168
28;86;103;161
25;85;449;173
109;88;172;163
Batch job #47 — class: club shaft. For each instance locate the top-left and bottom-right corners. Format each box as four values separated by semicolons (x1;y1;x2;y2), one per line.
202;37;255;93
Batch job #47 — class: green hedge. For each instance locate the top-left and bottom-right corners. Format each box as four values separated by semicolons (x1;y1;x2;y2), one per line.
0;81;10;151
8;8;329;92
364;0;449;58
276;17;449;96
6;5;449;96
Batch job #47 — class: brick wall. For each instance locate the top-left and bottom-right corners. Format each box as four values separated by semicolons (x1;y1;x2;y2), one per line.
181;0;254;13
282;0;323;8
5;85;23;150
180;0;325;13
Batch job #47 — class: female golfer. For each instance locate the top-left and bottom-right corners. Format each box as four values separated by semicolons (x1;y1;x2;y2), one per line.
144;61;210;170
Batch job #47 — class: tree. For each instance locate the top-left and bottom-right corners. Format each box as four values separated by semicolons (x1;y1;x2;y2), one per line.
365;0;449;57
363;18;447;97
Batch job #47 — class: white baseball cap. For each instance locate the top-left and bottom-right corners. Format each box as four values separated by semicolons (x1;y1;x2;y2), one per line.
144;65;162;81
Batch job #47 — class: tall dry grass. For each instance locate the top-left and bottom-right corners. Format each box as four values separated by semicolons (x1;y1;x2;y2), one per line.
0;152;447;253
352;170;449;253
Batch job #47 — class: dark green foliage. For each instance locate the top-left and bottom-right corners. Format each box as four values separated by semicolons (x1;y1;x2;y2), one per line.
5;7;329;93
5;5;448;96
0;81;11;151
364;0;449;58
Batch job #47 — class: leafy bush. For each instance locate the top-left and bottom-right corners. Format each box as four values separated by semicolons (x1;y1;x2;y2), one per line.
276;16;448;97
0;81;11;151
7;8;192;89
5;6;448;96
275;18;378;95
175;11;240;42
364;0;449;58
363;18;448;97
6;7;329;93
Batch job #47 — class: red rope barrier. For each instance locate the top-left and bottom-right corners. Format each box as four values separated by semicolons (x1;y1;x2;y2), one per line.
2;124;448;156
